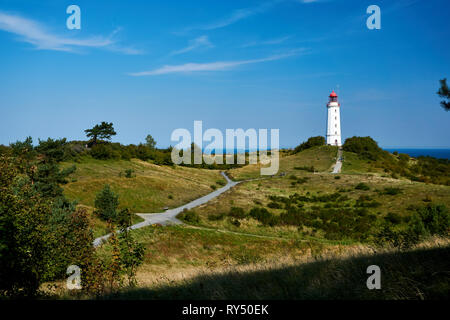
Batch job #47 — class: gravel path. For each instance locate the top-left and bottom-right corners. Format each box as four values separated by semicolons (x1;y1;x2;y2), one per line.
332;148;343;174
93;172;240;247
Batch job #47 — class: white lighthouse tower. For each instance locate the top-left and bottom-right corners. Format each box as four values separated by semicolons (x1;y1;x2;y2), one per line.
326;90;342;146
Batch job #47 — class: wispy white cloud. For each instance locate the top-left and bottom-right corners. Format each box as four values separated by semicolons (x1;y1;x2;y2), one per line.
128;49;307;76
241;35;292;48
178;1;280;33
0;11;141;54
178;0;319;34
170;36;213;56
203;2;276;30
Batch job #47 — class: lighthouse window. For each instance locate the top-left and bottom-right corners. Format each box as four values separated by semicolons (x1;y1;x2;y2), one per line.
335;124;337;128
335;117;337;120
335;131;337;135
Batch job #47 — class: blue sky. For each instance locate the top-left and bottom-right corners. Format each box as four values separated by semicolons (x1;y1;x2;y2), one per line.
0;0;449;148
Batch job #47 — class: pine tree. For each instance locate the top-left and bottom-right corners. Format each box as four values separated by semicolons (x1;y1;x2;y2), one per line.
437;78;450;111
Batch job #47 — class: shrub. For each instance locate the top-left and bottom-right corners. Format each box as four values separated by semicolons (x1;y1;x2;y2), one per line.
355;183;370;191
385;212;402;224
382;187;402;195
208;213;225;221
0;155;94;297
398;153;410;163
343;136;384;161
216;180;226;186
94;185;119;221
249;207;278;226
231;219;241;227
416;204;449;236
267;201;282;209
294;136;325;154
177;210;200;224
124;169;134;178
229;207;247;219
294;166;315;172
90;143;119;160
334;176;341;179
210;185;217;190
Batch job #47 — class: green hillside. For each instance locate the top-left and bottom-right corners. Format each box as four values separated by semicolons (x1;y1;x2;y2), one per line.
62;158;226;213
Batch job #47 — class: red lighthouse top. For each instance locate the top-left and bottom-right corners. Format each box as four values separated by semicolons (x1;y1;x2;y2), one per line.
328;90;338;104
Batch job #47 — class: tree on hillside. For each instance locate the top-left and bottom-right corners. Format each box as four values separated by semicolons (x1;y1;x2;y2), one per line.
94;184;119;221
85;122;116;146
145;134;156;150
0;152;91;297
437;78;450;111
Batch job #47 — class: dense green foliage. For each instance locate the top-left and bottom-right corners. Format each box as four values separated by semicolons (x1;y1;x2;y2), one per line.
94;185;120;221
0;151;92;297
177;209;200;224
145;134;156;150
0;137;146;298
437;78;450;111
201;187;449;244
293;136;325;154
0;123;245;170
343;136;450;185
85;122;117;146
343;136;384;161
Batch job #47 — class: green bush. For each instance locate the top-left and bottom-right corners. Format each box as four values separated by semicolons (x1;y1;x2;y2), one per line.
381;187;402;195
94;185;119;221
249;207;278;226
294;136;325;154
355;183;370;191
178;210;200;224
208;212;225;221
385;212;402;224
267;201;283;209
416;204;449;236
0;155;93;297
229;207;247;219
231;219;241;227
294;166;315;172
216;180;226;186
343;136;384;161
124;169;134;178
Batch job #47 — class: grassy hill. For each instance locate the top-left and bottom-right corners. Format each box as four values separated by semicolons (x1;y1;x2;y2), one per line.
61;158;226;237
228;145;338;180
51;145;449;300
62;158;226;213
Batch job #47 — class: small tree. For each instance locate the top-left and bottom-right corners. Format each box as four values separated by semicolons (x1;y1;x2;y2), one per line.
437;78;450;111
145;134;156;150
116;209;145;287
94;185;119;221
85;122;116;146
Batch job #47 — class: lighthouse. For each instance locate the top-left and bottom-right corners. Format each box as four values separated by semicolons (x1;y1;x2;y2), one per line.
326;90;342;146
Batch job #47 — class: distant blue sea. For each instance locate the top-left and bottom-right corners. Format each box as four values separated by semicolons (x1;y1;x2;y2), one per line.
384;148;450;160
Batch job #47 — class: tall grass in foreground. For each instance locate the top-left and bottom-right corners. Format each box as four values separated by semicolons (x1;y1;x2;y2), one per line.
102;242;450;300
